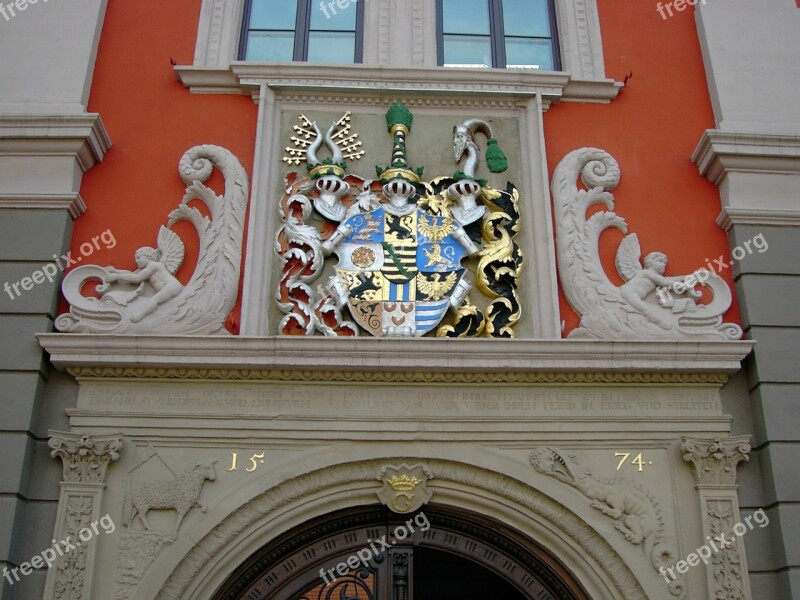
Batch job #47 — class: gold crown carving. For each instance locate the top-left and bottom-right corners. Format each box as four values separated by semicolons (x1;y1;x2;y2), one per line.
387;474;421;491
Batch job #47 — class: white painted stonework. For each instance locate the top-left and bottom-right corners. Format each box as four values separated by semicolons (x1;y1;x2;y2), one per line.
56;145;249;335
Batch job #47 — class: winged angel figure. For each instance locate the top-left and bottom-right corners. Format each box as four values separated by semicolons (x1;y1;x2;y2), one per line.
103;226;185;322
57;145;249;334
552;147;742;340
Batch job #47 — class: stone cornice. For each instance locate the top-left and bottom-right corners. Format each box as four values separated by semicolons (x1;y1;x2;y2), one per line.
174;63;622;106
692;129;800;185
716;207;800;231
0;114;112;171
0;192;87;218
37;335;753;380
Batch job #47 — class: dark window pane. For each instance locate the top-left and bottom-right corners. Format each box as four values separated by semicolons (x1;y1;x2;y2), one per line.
442;34;492;68
442;0;490;35
505;37;554;70
311;0;357;30
245;31;296;61
502;0;552;38
249;0;298;30
307;31;356;62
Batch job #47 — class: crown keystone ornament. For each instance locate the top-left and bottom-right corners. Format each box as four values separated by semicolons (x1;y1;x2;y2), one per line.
378;465;433;514
275;102;523;338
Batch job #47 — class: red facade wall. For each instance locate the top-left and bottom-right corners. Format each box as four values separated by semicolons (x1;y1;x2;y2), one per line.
72;0;740;335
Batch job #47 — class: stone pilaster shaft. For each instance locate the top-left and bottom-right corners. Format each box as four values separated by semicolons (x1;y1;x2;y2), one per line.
681;436;752;600
44;431;123;600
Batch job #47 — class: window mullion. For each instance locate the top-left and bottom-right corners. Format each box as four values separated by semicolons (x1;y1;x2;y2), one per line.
295;0;311;61
238;0;254;60
355;0;365;63
490;0;507;68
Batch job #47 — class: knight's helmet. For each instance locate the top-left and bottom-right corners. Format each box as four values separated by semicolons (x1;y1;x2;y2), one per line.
453;118;509;177
370;103;424;204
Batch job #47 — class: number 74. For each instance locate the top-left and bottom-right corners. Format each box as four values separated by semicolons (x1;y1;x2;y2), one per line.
615;452;647;472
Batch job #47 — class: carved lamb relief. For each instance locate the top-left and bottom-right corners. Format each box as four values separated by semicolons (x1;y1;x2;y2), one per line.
552;147;742;341
122;460;217;537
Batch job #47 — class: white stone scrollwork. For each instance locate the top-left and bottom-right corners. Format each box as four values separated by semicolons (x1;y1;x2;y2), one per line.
56;145;249;334
530;447;682;597
552;147;742;341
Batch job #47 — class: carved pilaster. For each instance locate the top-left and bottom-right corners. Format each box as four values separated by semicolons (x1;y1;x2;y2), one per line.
681;436;752;600
44;431;123;600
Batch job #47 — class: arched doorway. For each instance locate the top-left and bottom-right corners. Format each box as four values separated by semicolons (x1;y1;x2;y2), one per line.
212;505;590;600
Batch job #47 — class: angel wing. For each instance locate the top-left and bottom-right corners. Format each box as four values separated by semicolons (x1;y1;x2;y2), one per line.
418;272;457;301
157;225;185;274
615;233;642;282
418;213;453;243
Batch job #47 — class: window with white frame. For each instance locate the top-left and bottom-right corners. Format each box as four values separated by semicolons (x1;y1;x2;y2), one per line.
239;0;364;63
437;0;560;70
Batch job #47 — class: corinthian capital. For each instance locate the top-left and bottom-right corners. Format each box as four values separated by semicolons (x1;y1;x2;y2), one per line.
681;436;751;486
49;431;123;484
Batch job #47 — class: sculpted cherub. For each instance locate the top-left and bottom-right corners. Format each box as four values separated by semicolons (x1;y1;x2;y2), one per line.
104;226;185;322
616;234;700;328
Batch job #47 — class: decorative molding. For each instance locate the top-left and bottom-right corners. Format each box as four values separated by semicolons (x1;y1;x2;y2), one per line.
553;147;743;341
681;436;751;487
377;464;433;513
174;63;622;105
192;0;246;68
55;145;249;335
45;432;123;600
716;207;800;231
555;0;606;79
705;499;748;600
114;532;173;600
48;431;123;484
377;0;390;65
682;437;754;599
692;129;800;185
156;459;647;600
186;0;614;96
0;193;86;218
64;367;729;385
51;495;95;600
0;114;111;172
37;334;754;375
530;448;683;597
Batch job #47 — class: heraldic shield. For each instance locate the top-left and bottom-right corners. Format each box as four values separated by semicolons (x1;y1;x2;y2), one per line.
333;206;467;337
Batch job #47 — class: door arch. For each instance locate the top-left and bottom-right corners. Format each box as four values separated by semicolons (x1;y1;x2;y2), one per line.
212;504;590;600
